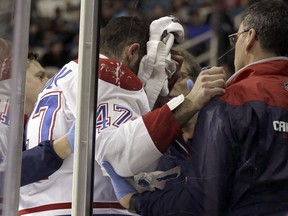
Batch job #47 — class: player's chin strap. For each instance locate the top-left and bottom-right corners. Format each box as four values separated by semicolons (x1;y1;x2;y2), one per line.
138;15;184;109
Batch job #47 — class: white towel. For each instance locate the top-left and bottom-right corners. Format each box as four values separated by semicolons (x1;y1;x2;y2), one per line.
138;16;184;109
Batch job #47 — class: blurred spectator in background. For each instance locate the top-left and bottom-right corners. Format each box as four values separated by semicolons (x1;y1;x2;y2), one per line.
211;3;235;77
112;0;129;17
29;23;44;48
27;0;262;78
147;4;168;22
170;0;191;23
40;40;69;70
186;7;211;57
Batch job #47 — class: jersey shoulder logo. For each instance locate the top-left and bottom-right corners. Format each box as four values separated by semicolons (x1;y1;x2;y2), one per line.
273;121;288;133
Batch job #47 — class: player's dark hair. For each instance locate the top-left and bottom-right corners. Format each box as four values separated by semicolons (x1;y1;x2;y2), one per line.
27;52;39;61
99;16;149;61
241;0;288;56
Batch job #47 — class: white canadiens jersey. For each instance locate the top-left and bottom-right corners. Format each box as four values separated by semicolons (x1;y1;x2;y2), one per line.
0;79;10;171
19;55;166;215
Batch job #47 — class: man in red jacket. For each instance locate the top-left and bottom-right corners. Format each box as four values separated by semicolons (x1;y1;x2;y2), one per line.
104;1;288;215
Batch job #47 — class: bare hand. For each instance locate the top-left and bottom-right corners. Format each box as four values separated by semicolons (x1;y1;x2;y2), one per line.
186;66;226;111
119;193;135;209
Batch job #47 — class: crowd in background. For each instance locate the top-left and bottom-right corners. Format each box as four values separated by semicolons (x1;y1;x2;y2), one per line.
28;0;261;77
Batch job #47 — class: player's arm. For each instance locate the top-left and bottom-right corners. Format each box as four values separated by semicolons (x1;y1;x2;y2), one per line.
21;123;75;186
143;67;226;151
96;67;226;177
171;67;226;127
133;101;237;215
21;140;64;187
103;99;237;215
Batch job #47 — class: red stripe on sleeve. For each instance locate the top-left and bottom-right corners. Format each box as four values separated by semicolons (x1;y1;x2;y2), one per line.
142;104;182;153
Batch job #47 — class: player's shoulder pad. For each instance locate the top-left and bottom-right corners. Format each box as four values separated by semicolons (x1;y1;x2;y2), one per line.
99;58;143;91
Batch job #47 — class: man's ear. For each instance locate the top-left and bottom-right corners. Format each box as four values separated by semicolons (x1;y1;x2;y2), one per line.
126;43;140;61
246;28;257;51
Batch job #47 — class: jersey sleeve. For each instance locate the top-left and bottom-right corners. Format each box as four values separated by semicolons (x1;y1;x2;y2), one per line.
132;99;239;215
96;103;182;177
95;59;182;177
133;64;288;215
0;79;10;171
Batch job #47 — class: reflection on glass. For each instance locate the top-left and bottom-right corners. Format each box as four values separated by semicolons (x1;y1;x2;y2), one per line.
0;0;14;215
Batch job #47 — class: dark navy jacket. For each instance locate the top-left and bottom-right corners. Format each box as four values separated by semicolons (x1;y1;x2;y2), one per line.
21;114;63;187
133;57;288;216
21;140;63;186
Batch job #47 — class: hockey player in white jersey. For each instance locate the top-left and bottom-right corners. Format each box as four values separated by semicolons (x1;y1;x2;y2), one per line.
0;40;74;187
0;38;12;169
20;16;226;215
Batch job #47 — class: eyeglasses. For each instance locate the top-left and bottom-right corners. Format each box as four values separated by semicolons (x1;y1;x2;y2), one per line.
228;30;249;47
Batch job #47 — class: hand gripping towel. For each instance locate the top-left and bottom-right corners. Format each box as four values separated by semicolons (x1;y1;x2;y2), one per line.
138;16;184;109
